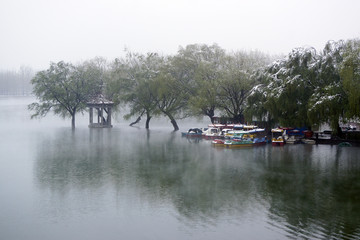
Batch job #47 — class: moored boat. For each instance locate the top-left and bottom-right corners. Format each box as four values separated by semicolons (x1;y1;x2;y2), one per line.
221;128;233;138
203;127;222;139
211;139;225;147
224;137;253;148
253;137;267;146
181;128;203;137
285;135;299;144
220;128;267;148
272;128;285;146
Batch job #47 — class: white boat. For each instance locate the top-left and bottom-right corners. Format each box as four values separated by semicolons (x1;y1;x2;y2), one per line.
203;127;222;139
272;128;285;146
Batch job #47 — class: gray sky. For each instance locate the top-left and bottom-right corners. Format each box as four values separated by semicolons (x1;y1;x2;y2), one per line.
1;0;359;70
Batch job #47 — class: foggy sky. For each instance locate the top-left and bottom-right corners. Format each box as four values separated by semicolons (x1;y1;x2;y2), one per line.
1;0;359;70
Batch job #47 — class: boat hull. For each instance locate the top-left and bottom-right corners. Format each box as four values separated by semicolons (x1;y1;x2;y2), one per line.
225;143;253;148
224;139;253;148
254;141;267;146
205;135;224;140
182;133;203;137
272;141;284;146
211;139;225;147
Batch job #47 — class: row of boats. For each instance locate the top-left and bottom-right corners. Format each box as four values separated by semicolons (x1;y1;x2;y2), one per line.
181;124;315;148
181;124;266;148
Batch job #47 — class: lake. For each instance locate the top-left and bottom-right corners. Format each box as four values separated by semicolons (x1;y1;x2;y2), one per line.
1;96;360;240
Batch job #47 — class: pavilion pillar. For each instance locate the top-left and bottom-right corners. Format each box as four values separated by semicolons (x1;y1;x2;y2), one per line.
101;107;104;124
87;95;114;128
89;107;93;125
97;108;101;124
107;107;112;126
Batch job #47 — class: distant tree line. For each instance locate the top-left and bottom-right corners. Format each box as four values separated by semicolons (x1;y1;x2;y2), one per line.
29;39;360;132
0;66;34;95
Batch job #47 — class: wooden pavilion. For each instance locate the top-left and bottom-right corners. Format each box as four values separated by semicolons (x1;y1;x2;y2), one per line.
87;95;114;128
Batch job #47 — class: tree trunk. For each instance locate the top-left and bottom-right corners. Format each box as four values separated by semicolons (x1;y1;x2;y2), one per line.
166;113;179;131
130;110;145;127
171;119;179;131
331;118;342;137
209;109;215;124
71;114;76;129
234;113;245;124
205;108;215;124
130;116;141;126
145;114;152;129
208;115;215;124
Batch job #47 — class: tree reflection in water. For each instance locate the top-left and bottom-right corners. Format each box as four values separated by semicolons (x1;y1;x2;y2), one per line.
34;129;360;239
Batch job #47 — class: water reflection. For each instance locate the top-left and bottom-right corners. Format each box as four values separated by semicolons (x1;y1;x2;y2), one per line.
32;127;360;239
34;129;264;227
3;96;360;239
36;129;118;190
260;145;360;239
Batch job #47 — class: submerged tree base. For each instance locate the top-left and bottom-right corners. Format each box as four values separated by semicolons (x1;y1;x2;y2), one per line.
129;116;141;126
171;119;179;131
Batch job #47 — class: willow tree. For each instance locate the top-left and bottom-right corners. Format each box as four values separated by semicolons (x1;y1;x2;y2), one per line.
106;52;162;129
78;57;108;97
245;39;358;133
218;70;252;123
154;56;191;131
308;39;360;134
307;40;347;134
245;70;274;128
28;61;101;128
263;47;319;127
340;39;360;119
215;52;259;123
173;44;226;123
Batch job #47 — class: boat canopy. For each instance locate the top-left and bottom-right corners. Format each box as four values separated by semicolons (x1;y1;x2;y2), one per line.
271;128;284;133
188;128;203;134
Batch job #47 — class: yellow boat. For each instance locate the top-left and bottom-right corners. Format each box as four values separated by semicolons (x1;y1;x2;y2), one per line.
272;128;285;146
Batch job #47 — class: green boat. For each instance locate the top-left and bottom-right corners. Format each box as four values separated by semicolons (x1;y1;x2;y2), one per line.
224;131;253;148
223;129;266;148
224;138;253;148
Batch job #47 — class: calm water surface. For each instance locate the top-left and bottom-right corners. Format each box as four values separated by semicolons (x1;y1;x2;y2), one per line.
1;96;360;240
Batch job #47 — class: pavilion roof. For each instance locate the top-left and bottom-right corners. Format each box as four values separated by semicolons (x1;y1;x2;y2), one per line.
87;94;114;105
